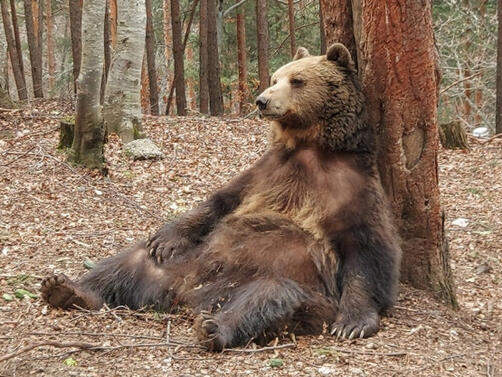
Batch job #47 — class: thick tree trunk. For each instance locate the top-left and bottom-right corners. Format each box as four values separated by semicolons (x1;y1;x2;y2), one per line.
46;0;55;91
1;0;27;100
163;0;173;114
496;0;502;134
103;0;147;142
346;0;457;307
72;0;106;171
145;0;159;115
24;0;43;98
256;0;269;94
170;0;186;115
9;0;26;86
236;0;248;115
287;0;296;58
207;0;224;115
69;0;82;94
199;0;209;114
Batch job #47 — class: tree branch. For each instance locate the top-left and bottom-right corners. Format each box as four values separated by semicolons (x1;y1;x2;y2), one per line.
223;0;249;17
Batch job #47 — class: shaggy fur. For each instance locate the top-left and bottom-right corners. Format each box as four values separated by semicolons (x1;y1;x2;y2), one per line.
41;43;401;351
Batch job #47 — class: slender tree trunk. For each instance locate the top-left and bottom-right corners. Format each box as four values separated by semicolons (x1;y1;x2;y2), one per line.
24;0;43;97
256;0;269;94
346;0;457;307
170;0;186;115
101;0;111;105
287;0;296;58
46;0;55;91
236;0;248;115
145;0;159;115
319;0;326;54
199;0;209;114
103;0;147;142
163;0;173;114
496;0;502;134
1;0;27;100
9;0;26;85
141;53;150;114
72;0;106;171
186;46;197;110
69;0;82;94
207;0;224;115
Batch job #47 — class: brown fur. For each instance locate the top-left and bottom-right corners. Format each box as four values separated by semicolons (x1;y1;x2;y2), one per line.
41;43;401;351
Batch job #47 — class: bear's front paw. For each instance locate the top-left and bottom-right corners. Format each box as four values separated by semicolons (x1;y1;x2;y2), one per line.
194;311;231;352
147;228;195;264
330;310;379;340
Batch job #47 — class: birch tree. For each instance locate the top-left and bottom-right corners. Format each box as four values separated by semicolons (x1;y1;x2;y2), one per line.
103;0;146;142
72;0;106;171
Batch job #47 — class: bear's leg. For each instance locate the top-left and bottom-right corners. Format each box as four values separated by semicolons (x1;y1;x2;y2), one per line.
41;242;177;311
194;278;326;351
331;224;400;340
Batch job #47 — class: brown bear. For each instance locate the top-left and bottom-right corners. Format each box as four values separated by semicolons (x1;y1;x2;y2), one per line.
41;43;401;351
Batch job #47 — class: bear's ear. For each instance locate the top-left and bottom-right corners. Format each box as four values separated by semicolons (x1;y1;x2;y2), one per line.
293;47;310;61
326;43;354;68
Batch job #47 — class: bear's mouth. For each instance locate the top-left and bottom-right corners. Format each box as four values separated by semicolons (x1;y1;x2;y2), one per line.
259;110;290;120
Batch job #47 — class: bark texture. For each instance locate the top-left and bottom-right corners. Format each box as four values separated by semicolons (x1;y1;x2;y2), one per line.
46;0;55;91
72;0;105;171
199;0;209;113
497;0;502;134
256;0;269;94
170;0;186;115
236;0;248;115
103;0;147;142
288;0;296;58
348;0;457;307
207;0;224;115
24;0;43;97
9;0;26;86
145;0;159;115
69;0;82;94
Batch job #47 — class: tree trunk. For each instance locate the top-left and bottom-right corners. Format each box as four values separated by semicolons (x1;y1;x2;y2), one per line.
103;0;147;142
72;0;106;171
496;0;502;134
199;0;209;114
145;0;159;115
170;0;186;115
9;0;26;86
207;0;224;115
101;0;111;105
163;0;173;114
236;0;248;115
24;0;43;97
256;0;269;94
1;0;27;100
109;0;117;47
46;0;55;91
319;0;326;54
287;0;296;58
344;0;457;307
69;0;82;94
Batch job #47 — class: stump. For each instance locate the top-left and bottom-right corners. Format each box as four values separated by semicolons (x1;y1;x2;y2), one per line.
58;118;75;149
439;120;470;150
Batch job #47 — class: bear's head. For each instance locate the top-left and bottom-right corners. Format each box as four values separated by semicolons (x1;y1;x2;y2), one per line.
256;43;371;152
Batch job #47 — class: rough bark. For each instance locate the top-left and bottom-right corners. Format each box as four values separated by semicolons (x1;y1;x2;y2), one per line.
207;0;224;115
72;0;106;171
109;0;117;47
348;0;457;307
497;0;502;134
9;0;25;85
103;0;147;142
236;0;248;115
163;0;173;114
101;0;111;105
287;0;296;58
145;0;159;115
1;0;27;100
256;0;269;94
319;0;326;54
69;0;82;94
24;0;43;97
46;0;55;91
199;0;209;114
170;0;186;115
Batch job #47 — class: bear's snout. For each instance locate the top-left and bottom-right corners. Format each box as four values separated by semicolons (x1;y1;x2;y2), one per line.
255;96;270;111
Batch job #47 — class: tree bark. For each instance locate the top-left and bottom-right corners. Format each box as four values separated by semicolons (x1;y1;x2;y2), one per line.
46;0;55;91
9;0;26;86
24;0;43;98
236;0;248;115
199;0;209;114
496;0;502;134
103;0;147;142
256;0;269;94
319;0;326;54
145;0;159;115
1;0;27;100
170;0;186;115
69;0;82;94
346;0;457;307
287;0;296;58
72;0;106;171
207;0;224;115
101;0;111;105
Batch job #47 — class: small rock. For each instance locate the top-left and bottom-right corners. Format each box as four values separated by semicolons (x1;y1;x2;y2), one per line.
472;127;490;138
123;138;164;160
452;218;469;227
475;262;492;275
318;366;332;375
365;342;377;349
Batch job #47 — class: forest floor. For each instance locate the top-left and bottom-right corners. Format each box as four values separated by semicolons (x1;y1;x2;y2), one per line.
0;101;501;377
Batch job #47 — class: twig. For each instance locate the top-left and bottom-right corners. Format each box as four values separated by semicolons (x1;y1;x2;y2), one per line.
222;342;296;353
244;109;258;119
1;146;36;167
273;22;319;56
0;108;21;113
28;331;165;341
439;71;483;94
319;347;408;357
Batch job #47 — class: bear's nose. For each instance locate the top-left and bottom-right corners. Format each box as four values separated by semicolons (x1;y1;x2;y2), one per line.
255;96;269;111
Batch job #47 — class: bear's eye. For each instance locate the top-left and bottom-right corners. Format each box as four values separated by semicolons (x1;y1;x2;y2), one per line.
290;78;304;86
272;79;278;85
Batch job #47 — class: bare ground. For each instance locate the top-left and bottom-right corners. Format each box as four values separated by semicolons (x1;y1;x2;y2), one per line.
0;101;501;376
